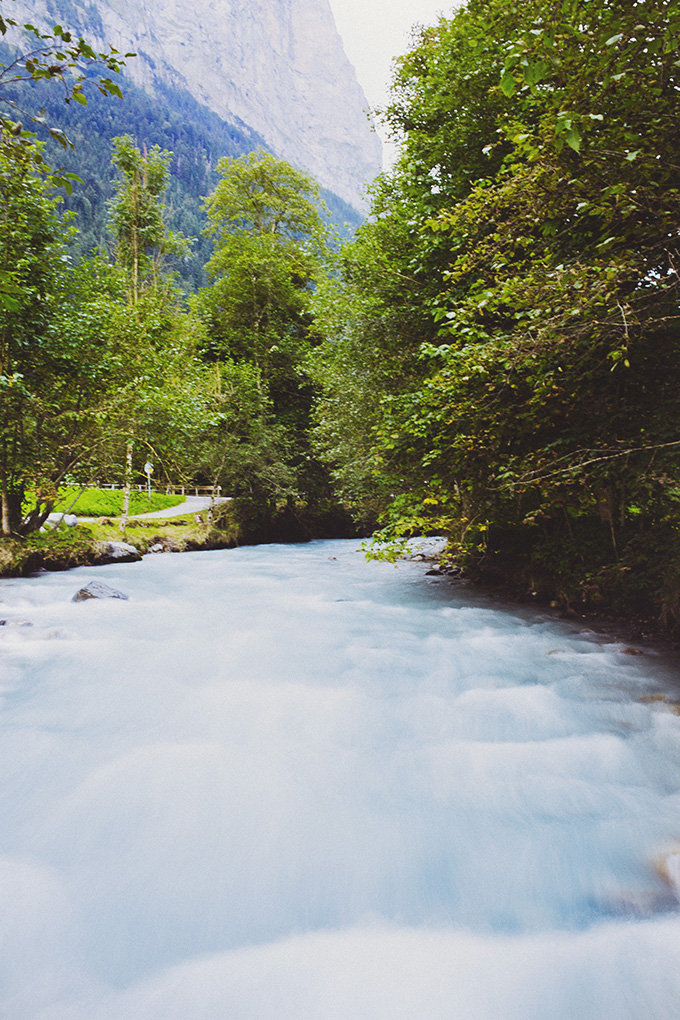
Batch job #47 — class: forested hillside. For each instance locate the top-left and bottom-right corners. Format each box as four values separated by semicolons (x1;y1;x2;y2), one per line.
311;0;680;627
7;60;362;289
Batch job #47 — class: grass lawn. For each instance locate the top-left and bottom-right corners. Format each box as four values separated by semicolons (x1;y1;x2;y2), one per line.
52;487;185;517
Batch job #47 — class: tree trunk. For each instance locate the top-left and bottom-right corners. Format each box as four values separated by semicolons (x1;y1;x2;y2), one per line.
119;441;133;534
1;478;11;536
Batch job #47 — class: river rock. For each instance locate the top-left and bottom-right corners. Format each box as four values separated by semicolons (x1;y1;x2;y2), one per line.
654;850;680;900
94;541;141;564
72;581;129;602
41;512;78;531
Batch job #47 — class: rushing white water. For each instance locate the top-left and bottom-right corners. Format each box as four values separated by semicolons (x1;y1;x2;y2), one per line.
1;539;680;1019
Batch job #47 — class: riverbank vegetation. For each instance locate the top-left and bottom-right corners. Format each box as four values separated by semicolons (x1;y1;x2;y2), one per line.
311;0;680;629
0;500;243;576
1;0;679;630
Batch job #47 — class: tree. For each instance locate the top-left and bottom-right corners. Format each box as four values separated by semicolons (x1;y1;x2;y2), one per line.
109;134;191;304
0;42;217;541
312;0;680;619
107;135;199;530
199;150;330;381
0;129;72;533
0;144;157;537
0;2;131;312
193;358;293;514
196;149;336;521
392;0;680;572
309;5;514;526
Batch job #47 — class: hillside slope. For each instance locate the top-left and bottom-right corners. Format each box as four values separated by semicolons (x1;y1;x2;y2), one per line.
10;0;382;212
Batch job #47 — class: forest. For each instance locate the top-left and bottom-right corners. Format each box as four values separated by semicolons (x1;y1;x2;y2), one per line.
1;0;680;628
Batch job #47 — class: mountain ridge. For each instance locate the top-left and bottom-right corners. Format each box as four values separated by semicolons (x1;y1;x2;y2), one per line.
12;0;382;211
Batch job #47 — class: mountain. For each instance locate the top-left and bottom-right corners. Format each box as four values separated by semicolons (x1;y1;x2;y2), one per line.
10;0;382;212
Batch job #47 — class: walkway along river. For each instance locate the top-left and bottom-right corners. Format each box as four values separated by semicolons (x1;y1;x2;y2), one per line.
1;539;680;1018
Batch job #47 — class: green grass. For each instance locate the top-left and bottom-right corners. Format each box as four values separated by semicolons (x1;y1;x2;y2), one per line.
52;487;184;517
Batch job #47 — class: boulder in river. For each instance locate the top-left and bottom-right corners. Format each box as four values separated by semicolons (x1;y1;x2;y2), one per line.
72;581;129;602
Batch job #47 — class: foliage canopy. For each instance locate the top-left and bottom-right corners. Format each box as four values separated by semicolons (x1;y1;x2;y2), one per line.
311;0;680;621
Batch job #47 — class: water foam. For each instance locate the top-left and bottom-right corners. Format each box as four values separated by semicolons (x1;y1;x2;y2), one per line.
0;540;679;1018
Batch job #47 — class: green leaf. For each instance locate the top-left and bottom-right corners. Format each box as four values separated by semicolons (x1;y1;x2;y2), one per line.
564;127;581;152
500;72;516;97
50;172;83;195
100;79;123;99
48;127;70;148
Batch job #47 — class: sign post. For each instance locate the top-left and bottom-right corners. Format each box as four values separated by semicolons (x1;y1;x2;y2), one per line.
144;461;154;498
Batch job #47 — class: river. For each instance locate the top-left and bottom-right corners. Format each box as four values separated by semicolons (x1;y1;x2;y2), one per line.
1;539;680;1018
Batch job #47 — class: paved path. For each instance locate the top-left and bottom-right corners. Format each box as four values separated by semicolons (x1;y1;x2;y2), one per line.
80;495;231;522
129;495;231;520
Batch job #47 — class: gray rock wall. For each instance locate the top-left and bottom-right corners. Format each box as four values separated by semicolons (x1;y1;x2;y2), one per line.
12;0;382;210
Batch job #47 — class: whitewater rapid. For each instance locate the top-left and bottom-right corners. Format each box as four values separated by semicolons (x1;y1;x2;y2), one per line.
1;539;679;1019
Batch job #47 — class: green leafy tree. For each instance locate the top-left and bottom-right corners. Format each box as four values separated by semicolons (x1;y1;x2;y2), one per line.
106;135;199;529
0;129;73;533
109;134;190;304
199;149;330;386
312;0;680;620
309;5;513;525
0;150;153;536
0;2;131;311
196;149;338;523
0;54;214;540
193;358;294;517
394;0;680;571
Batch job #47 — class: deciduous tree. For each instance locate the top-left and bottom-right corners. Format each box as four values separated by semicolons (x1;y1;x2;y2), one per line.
196;149;337;523
312;0;680;619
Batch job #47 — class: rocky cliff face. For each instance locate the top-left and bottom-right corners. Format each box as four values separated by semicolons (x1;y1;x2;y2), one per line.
13;0;382;211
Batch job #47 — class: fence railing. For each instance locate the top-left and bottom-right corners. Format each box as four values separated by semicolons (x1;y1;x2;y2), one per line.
95;484;223;497
164;485;223;497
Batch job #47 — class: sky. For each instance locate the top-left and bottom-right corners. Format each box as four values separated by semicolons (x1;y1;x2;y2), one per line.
327;0;456;159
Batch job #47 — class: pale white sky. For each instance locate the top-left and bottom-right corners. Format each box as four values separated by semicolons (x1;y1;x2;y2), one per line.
327;0;457;158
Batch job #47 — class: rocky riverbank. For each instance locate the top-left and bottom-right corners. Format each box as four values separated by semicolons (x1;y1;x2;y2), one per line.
0;512;241;578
